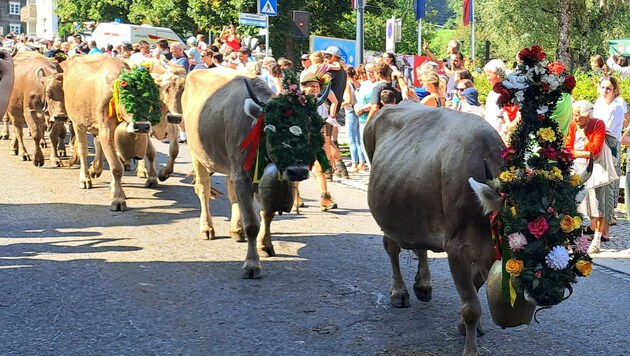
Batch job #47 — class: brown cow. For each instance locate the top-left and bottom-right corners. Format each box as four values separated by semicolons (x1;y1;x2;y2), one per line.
4;52;67;167
63;54;153;211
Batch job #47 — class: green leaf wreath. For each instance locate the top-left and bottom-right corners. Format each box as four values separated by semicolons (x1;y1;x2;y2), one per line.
117;65;161;125
262;70;329;171
492;45;592;307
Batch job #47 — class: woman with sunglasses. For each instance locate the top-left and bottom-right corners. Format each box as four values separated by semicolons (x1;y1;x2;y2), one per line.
592;76;624;241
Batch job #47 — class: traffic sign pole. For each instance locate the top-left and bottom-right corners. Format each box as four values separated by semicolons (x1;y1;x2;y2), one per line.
266;16;270;56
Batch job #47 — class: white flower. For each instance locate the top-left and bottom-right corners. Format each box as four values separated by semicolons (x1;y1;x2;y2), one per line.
288;125;303;136
502;73;528;90
514;90;525;102
508;232;528;251
545;246;570;270
537;106;549;115
541;74;560;91
263;124;276;133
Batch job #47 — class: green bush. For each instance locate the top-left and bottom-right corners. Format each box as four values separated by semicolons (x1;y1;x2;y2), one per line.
472;70;492;104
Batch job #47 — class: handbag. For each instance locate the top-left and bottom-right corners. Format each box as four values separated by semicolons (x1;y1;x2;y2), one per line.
587;142;619;189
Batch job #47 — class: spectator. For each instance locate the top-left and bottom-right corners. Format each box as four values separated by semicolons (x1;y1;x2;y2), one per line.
381;52;398;72
445;52;464;100
88;40;102;55
278;57;293;70
235;46;252;72
590;55;608;76
323;46;349;179
419;71;446;107
423;39;461;76
606;55;630;80
192;50;216;70
129;40;152;64
220;24;241;51
170;42;190;72
267;62;283;95
454;79;482;116
45;41;64;58
566;100;609;253
380;89;397;106
118;42;133;59
342;65;367;174
212;52;223;67
299;53;312;82
483;59;508;140
246;61;261;76
367;61;400;121
153;39;172;61
196;34;207;50
186;37;201;71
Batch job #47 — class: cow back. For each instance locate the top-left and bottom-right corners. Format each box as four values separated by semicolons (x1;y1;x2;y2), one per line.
365;101;504;251
182;67;274;175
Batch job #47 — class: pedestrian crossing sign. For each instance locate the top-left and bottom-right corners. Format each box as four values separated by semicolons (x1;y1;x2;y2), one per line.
258;0;277;16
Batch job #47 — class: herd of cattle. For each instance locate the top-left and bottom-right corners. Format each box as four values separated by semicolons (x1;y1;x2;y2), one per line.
2;52;590;356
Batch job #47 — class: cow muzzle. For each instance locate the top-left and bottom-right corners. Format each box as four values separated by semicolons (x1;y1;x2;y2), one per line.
53;114;68;123
126;120;151;134
166;113;182;124
282;165;310;182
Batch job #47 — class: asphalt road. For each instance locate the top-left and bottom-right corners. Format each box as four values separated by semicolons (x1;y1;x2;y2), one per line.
1;135;629;355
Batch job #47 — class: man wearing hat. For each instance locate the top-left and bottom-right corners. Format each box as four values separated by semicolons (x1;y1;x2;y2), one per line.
299;73;338;211
299;53;312;82
323;45;350;180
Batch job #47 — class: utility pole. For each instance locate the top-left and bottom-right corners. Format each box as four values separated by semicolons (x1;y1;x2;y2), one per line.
356;0;364;65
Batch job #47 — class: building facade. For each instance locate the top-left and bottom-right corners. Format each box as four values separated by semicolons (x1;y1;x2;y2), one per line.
0;0;26;36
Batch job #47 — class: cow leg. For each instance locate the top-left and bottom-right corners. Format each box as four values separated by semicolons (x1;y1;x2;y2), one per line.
57;123;67;157
233;178;262;279
0;115;9;140
9;122;21;156
48;122;65;167
74;125;92;189
97;125;127;211
256;210;276;257
447;252;481;356
227;177;246;242
24;110;45;167
142;139;158;188
412;249;433;302
384;235;410;308
192;153;215;240
158;123;180;181
89;137;104;178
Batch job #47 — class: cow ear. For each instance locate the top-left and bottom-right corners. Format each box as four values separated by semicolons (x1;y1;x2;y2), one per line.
468;177;504;215
244;98;261;122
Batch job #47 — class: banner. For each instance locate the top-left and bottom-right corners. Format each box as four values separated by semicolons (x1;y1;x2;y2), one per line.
414;0;426;20
463;0;473;26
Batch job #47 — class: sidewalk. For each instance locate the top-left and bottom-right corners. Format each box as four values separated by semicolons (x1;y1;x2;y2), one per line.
333;127;630;277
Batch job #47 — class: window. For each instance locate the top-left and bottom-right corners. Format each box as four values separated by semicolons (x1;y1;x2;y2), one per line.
9;2;21;15
9;23;21;35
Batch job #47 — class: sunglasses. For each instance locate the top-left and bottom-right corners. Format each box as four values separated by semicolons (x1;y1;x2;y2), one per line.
601;86;613;91
324;54;332;58
301;58;308;61
456;88;466;91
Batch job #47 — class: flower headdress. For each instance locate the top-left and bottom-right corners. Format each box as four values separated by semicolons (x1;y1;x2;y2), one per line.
492;46;590;308
117;64;162;125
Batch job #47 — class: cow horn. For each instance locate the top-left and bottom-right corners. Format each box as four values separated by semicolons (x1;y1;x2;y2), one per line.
484;159;499;189
578;153;594;185
244;78;266;107
317;84;331;107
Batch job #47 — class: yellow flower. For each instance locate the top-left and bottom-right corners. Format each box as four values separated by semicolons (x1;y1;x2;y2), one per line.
499;166;518;182
573;216;582;230
549;166;563;180
575;260;592;277
570;174;581;186
505;258;524;277
511;207;517;216
537;127;556;142
141;61;152;69
560;215;575;233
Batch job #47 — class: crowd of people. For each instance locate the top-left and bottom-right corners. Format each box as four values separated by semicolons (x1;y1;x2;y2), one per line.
1;27;629;234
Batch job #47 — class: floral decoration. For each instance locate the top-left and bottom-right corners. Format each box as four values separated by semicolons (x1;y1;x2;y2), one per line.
117;65;162;125
491;45;592;307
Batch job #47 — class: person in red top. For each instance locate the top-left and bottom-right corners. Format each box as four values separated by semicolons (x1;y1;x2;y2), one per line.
565;100;609;254
220;24;241;51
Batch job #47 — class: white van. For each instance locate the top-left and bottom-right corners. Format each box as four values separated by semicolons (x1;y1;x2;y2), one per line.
90;22;185;48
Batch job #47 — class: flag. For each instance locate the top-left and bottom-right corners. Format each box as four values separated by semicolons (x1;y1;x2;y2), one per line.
414;0;426;20
463;0;473;26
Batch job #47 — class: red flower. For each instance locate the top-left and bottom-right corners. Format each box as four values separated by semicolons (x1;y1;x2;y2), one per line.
518;45;546;64
541;82;550;92
530;45;546;60
564;75;576;93
538;114;546;120
493;83;511;107
527;216;548;239
535;271;542;279
283;108;294;117
539;146;558;160
500;146;517;161
547;62;566;75
120;81;128;87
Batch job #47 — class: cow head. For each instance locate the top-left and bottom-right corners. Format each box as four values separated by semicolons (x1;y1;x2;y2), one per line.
244;78;330;182
37;69;67;123
150;67;186;139
468;158;594;215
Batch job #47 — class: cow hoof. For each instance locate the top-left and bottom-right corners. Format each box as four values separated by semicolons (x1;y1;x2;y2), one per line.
33;159;44;167
458;320;485;337
390;290;411;308
123;162;132;171
21;154;31;161
137;170;148;178
413;283;433;302
110;201;127;211
10;149;17;156
158;170;172;182
199;229;216;240
230;230;247;243
144;179;158;188
40;142;47;149
52;159;63;168
0;135;8;140
89;169;101;179
80;181;92;189
58;150;67;158
241;266;262;279
258;245;276;258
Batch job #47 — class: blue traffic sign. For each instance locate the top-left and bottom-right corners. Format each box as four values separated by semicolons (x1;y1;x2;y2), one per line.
258;0;277;16
310;35;357;67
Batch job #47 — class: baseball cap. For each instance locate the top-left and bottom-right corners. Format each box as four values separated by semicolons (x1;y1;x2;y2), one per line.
300;53;309;61
300;73;321;86
324;46;341;58
187;36;198;45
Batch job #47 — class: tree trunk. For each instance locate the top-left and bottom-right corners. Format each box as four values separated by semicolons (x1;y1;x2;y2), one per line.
557;0;571;64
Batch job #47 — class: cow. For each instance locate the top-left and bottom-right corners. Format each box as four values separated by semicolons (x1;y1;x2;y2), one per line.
4;52;67;167
182;68;325;279
63;54;153;211
363;102;505;356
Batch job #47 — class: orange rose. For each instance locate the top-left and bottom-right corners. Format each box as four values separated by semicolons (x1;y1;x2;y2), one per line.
505;258;524;277
575;260;592;277
548;61;566;75
560;215;575;233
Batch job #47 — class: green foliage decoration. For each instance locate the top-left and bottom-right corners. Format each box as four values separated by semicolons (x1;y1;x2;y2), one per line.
118;65;162;125
493;46;592;307
262;70;328;171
